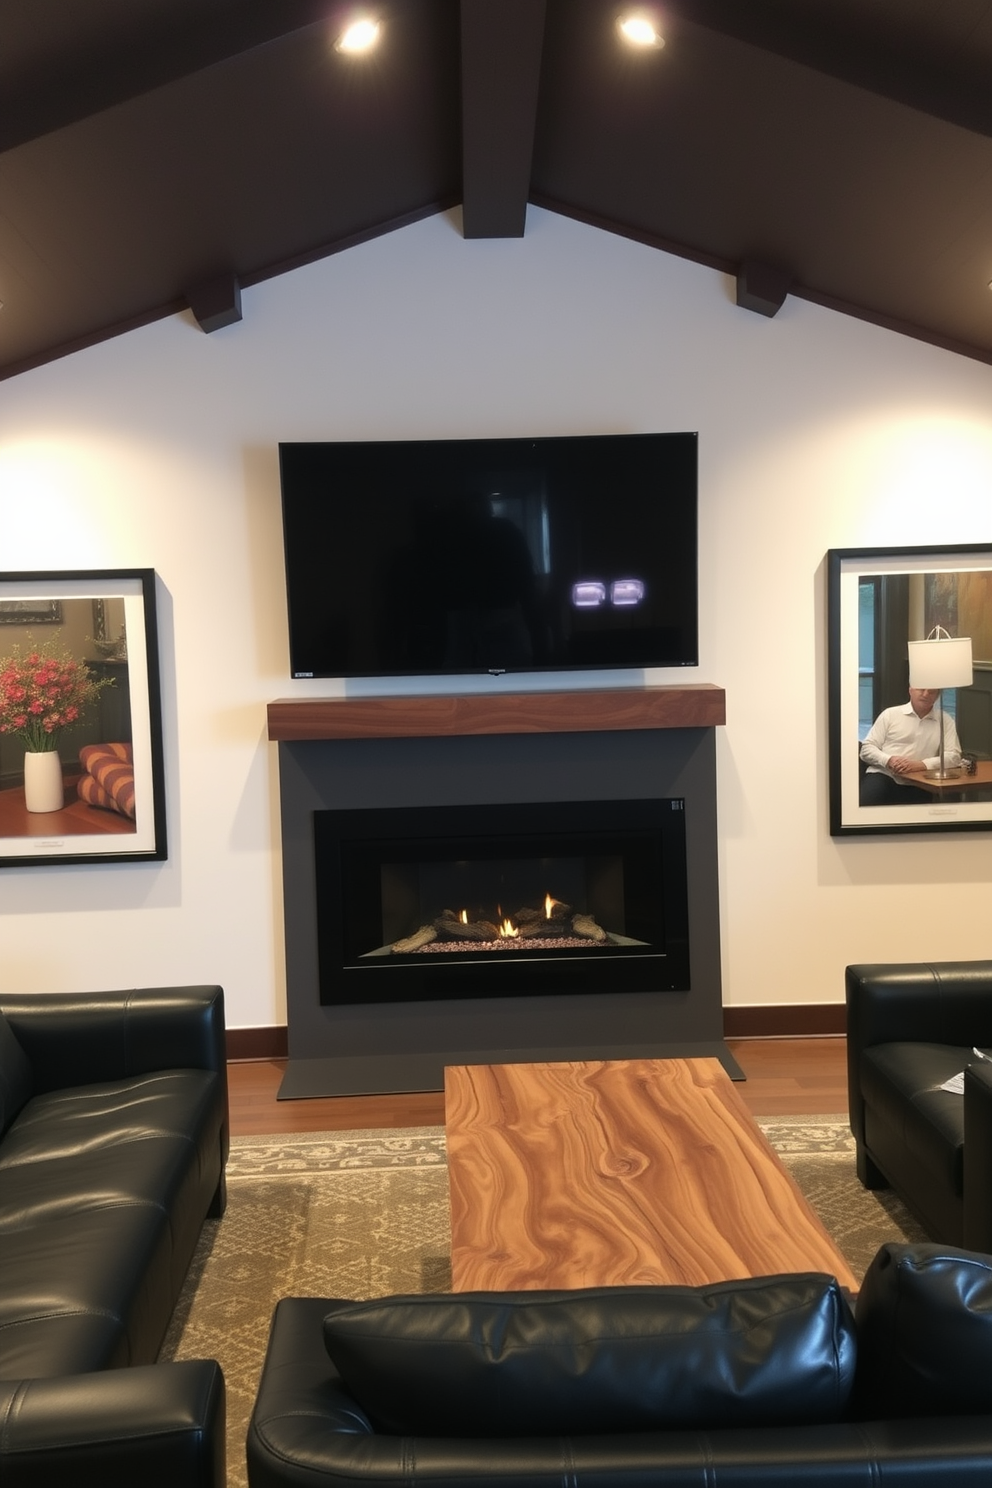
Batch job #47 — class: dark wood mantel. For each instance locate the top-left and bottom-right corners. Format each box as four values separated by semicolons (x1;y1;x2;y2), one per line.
267;684;726;742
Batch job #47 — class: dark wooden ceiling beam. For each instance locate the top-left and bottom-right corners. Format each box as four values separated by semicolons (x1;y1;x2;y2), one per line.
460;0;547;238
666;0;992;141
736;259;791;318
0;0;332;156
186;272;243;334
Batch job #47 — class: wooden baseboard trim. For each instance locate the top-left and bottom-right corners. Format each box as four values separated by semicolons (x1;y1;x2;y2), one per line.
227;1025;288;1061
724;1005;846;1039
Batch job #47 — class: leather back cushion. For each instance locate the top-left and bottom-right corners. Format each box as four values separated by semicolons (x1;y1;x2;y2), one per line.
323;1275;856;1436
856;1242;992;1417
0;1009;33;1135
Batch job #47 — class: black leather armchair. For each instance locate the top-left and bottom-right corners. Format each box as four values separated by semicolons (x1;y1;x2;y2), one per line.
846;960;992;1248
247;1246;992;1487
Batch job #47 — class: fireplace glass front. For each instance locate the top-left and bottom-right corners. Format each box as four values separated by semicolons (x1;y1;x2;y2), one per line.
313;799;689;1004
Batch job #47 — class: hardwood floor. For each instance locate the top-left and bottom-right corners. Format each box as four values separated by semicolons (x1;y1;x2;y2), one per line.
227;1037;850;1137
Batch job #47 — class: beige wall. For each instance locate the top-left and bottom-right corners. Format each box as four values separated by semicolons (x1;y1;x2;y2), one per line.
1;207;990;1025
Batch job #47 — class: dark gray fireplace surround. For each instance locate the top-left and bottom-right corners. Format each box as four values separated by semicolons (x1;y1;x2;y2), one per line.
272;688;736;1097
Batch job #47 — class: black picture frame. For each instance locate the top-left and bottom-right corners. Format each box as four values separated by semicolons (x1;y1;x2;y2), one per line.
828;544;992;836
0;569;167;865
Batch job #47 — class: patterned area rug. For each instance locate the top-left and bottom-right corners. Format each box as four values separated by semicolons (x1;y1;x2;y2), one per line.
160;1118;927;1488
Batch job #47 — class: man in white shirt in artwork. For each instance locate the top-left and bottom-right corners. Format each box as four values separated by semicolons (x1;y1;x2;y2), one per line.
859;686;962;805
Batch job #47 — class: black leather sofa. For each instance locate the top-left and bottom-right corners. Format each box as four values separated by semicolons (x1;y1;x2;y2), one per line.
847;960;992;1247
0;985;229;1488
247;1243;992;1486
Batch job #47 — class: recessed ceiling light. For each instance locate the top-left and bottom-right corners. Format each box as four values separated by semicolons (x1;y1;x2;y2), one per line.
617;12;665;49
335;16;381;55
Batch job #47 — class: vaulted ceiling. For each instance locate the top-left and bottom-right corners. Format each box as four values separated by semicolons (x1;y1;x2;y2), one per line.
4;0;992;383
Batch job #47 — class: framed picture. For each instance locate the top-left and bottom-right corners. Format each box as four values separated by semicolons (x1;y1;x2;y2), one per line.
0;569;167;866
828;544;992;836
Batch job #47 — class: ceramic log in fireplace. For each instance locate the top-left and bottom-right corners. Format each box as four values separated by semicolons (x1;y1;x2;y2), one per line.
314;799;690;1005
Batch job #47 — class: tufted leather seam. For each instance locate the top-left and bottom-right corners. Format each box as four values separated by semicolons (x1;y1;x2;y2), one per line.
15;1071;194;1105
402;1433;416;1484
852;1422;881;1486
697;1431;716;1487
0;1379;29;1454
0;1304;124;1331
559;1434;577;1488
253;1410;376;1463
0;1196;169;1231
124;988;135;1075
0;1131;195;1170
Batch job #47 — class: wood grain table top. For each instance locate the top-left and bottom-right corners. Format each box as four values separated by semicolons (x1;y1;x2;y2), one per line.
912;760;992;794
444;1057;856;1293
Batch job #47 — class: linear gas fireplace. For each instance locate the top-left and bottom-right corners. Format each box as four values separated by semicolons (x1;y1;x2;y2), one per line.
313;799;690;1005
268;685;731;1097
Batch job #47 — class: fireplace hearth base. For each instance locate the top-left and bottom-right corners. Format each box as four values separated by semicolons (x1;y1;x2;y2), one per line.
278;1039;743;1099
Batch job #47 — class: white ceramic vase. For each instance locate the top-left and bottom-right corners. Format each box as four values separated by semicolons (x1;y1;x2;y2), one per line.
23;749;65;813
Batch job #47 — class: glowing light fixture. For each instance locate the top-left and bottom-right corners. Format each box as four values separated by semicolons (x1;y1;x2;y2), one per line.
907;625;974;780
335;16;381;54
617;12;665;49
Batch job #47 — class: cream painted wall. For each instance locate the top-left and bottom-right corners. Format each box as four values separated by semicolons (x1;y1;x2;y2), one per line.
1;206;990;1025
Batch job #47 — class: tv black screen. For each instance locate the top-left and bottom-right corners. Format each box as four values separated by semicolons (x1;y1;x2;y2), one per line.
279;431;698;679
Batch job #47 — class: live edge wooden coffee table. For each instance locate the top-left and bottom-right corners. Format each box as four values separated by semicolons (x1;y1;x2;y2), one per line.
444;1057;856;1293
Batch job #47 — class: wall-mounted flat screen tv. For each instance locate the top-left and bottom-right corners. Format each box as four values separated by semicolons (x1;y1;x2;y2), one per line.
279;431;698;679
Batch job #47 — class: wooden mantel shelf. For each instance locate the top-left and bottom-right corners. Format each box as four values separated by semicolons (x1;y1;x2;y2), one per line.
267;684;726;742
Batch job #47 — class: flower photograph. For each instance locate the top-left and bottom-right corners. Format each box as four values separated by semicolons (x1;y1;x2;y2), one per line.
0;571;165;865
0;633;117;754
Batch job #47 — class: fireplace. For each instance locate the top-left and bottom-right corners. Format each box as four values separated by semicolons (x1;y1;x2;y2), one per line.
268;685;733;1097
313;798;690;1005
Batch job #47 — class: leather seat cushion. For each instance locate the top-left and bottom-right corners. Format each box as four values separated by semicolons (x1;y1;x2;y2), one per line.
0;1204;172;1378
0;1138;198;1228
321;1276;857;1436
860;1043;968;1190
0;1068;220;1168
0;1133;212;1298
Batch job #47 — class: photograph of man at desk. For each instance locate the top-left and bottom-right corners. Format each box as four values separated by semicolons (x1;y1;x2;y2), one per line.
858;569;992;806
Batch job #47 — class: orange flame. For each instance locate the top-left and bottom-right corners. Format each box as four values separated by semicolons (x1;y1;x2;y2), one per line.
459;909;468;925
545;893;555;919
499;918;519;939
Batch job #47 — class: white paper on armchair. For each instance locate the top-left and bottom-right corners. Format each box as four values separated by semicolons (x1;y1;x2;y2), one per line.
940;1048;992;1094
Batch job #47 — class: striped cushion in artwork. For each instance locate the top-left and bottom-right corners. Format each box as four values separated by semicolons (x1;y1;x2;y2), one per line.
78;742;136;820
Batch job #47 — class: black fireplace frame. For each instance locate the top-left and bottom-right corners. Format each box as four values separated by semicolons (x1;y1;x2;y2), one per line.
313;798;690;1005
273;713;736;1097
